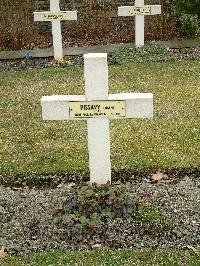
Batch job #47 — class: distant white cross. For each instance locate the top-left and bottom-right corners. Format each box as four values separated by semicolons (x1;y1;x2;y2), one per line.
34;0;77;61
118;0;161;47
41;53;153;185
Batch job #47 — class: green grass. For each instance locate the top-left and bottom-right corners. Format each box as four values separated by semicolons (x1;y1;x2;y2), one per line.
0;60;199;179
1;250;200;266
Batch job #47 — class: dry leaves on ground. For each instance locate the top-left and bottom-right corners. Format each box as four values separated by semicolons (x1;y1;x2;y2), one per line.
151;171;170;182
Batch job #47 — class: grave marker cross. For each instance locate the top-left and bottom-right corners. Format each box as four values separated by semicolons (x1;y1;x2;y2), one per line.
118;0;161;47
34;0;77;61
41;53;153;185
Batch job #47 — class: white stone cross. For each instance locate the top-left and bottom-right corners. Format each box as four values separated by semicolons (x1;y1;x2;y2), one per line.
118;0;161;47
41;53;153;185
34;0;77;61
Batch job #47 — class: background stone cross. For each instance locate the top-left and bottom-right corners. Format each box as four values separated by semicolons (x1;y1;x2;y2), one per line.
118;0;161;47
34;0;77;60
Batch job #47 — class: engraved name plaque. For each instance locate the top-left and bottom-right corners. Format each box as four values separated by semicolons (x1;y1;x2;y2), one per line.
128;7;151;15
69;101;126;118
41;12;68;21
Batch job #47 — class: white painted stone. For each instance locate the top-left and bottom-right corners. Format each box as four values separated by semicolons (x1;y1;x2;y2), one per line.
118;0;161;47
41;53;154;185
84;53;111;185
118;5;161;16
41;93;153;121
34;0;77;61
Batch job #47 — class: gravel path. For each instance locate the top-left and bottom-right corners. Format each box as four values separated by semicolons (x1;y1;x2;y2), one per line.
0;176;199;256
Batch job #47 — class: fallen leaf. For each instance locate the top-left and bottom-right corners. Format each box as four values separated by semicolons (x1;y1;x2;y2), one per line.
0;246;7;259
151;171;170;182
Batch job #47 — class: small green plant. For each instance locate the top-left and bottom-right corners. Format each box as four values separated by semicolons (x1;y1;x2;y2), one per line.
178;14;200;37
53;183;172;235
136;206;172;232
112;43;169;65
23;52;32;66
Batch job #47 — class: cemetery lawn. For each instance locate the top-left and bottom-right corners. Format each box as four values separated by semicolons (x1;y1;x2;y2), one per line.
1;250;200;265
0;60;199;184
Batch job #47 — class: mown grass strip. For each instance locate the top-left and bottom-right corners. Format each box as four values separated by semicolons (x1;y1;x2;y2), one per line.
1;250;200;266
0;60;199;178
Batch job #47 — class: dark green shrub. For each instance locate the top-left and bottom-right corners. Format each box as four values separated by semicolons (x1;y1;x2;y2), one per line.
164;0;200;18
163;0;200;37
178;14;200;37
176;0;200;19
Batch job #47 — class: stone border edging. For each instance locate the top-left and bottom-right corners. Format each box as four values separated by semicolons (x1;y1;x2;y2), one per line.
0;43;135;60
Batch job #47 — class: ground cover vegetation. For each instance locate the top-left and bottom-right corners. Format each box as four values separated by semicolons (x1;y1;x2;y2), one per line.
112;43;169;64
53;183;172;234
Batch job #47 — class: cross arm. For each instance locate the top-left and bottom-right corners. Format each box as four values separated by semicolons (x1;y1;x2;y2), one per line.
109;93;153;118
118;5;161;16
34;11;77;21
41;95;85;120
41;93;153;121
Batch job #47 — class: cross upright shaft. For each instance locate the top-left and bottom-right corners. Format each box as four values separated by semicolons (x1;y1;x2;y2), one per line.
50;0;63;60
84;54;111;184
135;0;145;47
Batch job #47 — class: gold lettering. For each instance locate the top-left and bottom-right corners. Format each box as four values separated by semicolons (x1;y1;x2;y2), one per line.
44;13;64;20
129;7;151;15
